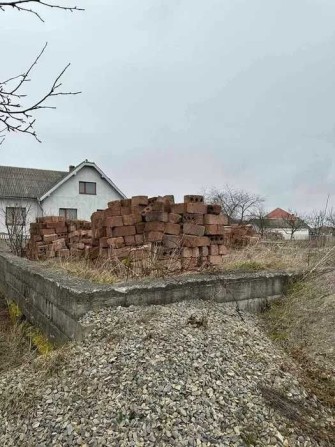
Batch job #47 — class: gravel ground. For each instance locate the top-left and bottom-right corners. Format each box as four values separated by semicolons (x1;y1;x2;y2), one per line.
0;300;333;447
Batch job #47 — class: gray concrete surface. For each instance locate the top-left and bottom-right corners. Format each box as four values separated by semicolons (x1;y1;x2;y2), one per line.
0;251;299;343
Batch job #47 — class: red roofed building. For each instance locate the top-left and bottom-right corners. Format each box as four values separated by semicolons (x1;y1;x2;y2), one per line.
266;208;293;219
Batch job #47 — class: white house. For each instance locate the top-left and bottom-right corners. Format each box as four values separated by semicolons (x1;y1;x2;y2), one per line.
0;160;126;234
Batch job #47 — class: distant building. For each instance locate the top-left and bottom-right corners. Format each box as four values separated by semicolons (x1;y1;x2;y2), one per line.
252;208;310;240
0;160;126;234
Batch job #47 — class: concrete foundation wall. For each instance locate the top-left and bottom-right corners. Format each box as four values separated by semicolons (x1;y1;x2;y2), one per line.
0;251;298;343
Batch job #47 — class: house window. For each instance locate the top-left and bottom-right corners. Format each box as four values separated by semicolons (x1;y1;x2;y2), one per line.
6;207;26;226
79;181;96;195
59;208;77;220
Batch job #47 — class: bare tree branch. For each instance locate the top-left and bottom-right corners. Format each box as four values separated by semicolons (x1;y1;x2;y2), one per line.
0;43;81;144
0;0;83;22
204;185;264;224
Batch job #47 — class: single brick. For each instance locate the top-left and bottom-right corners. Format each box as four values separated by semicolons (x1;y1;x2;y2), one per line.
181;247;193;258
144;221;165;232
207;204;222;215
184;195;204;203
100;237;109;248
205;224;222;235
162;234;182;249
105;216;123;227
182;213;204;225
112;225;136;237
121;207;131;216
209;235;225;245
121;199;132;207
171;203;185;214
199;246;209;257
131;196;149;207
168;213;182;224
43;233;58;243
204;214;228;225
183;223;205;237
123;213;142;226
151;201;165;212
209;244;219;256
40;228;55;236
107;237;125;249
146;231;164;242
182;235;210;247
136;222;145;234
135;234;144;245
124;235;136;246
208;255;223;265
164;223;181;235
219;245;228;255
144;211;169;222
185;203;207;214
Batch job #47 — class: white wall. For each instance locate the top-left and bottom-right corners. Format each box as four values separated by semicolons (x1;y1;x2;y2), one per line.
269;228;310;241
41;166;123;221
0;198;41;234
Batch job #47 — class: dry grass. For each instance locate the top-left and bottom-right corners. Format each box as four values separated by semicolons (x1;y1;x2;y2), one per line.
261;270;335;413
44;240;335;283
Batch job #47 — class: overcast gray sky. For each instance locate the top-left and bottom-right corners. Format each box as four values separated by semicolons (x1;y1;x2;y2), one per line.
1;0;335;211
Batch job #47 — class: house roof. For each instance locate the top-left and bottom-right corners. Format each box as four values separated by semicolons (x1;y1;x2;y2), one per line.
266;208;292;219
0;160;127;201
0;165;68;199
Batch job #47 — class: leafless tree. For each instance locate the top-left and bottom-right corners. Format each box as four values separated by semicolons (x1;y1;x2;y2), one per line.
326;208;335;236
305;209;328;238
250;205;270;237
0;203;31;256
0;1;83;144
205;185;264;223
281;210;308;240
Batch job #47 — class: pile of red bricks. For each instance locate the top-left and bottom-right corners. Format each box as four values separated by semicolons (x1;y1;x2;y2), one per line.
26;216;92;260
90;195;243;267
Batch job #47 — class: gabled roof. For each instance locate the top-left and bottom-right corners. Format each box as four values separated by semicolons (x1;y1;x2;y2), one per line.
266;208;292;219
0;165;68;199
0;160;126;201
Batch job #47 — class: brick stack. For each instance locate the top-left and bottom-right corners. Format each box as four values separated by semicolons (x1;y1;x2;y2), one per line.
26;217;92;260
89;195;231;267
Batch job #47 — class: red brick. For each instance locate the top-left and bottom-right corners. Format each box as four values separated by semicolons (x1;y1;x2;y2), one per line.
162;234;182;249
124;235;136;246
219;245;228;255
123;213;142;226
55;225;68;234
145;221;165;232
131;196;149;207
40;228;55;236
209;244;219;256
182;213;204;225
164;223;181;235
120;207;131;216
184;195;204;203
185;203;207;214
144;211;169;222
106;202;121;216
204;214;228;225
135;234;144;245
52;239;66;251
136;222;145;234
183;223;205;237
207;204;222;215
146;231;164;242
168;213;182;224
182;235;210;247
205;224;223;235
181;247;193;258
208;255;223;265
209;235;225;245
171;203;185;214
43;234;58;243
107;237;125;249
199;246;209;257
112;226;136;237
121;199;132;207
105;216;123;227
100;237;109;248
